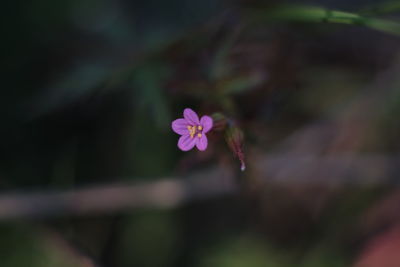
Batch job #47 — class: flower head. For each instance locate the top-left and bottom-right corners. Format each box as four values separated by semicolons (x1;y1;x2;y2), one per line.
171;108;213;151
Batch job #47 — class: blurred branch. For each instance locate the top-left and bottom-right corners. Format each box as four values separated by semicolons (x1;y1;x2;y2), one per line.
0;168;235;220
254;154;397;185
0;154;397;220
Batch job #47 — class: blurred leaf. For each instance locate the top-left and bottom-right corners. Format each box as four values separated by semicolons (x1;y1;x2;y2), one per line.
249;5;400;36
264;6;360;24
210;27;241;80
33;62;112;115
364;17;400;36
132;62;172;129
220;74;264;96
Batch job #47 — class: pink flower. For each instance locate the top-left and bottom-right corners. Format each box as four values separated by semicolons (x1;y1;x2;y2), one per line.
171;108;213;151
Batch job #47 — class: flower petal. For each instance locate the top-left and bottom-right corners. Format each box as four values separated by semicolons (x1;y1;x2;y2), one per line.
178;135;197;151
200;115;213;133
183;108;200;125
171;118;189;135
196;135;208;151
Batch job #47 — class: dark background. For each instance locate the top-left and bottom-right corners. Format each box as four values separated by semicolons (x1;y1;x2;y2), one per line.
1;0;400;266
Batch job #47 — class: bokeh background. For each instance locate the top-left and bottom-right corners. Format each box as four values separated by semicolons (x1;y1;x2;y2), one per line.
2;0;400;266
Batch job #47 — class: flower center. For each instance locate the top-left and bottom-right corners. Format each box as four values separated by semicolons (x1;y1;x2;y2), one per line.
187;125;203;139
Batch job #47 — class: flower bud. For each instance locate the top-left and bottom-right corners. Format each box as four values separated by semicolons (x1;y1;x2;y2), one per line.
225;125;246;171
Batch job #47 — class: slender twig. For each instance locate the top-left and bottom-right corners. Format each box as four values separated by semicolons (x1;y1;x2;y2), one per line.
0;168;236;220
0;154;396;220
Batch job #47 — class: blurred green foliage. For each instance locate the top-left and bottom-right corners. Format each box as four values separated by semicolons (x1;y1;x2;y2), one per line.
250;4;400;36
117;211;180;267
197;235;290;267
0;224;83;267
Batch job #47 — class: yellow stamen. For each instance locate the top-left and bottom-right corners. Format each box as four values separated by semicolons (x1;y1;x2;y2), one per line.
198;125;202;131
187;125;195;138
197;133;202;138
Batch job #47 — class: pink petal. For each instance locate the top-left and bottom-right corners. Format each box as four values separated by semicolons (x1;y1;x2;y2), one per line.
183;108;200;125
178;134;197;151
196;135;208;151
171;118;189;135
200;115;213;133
